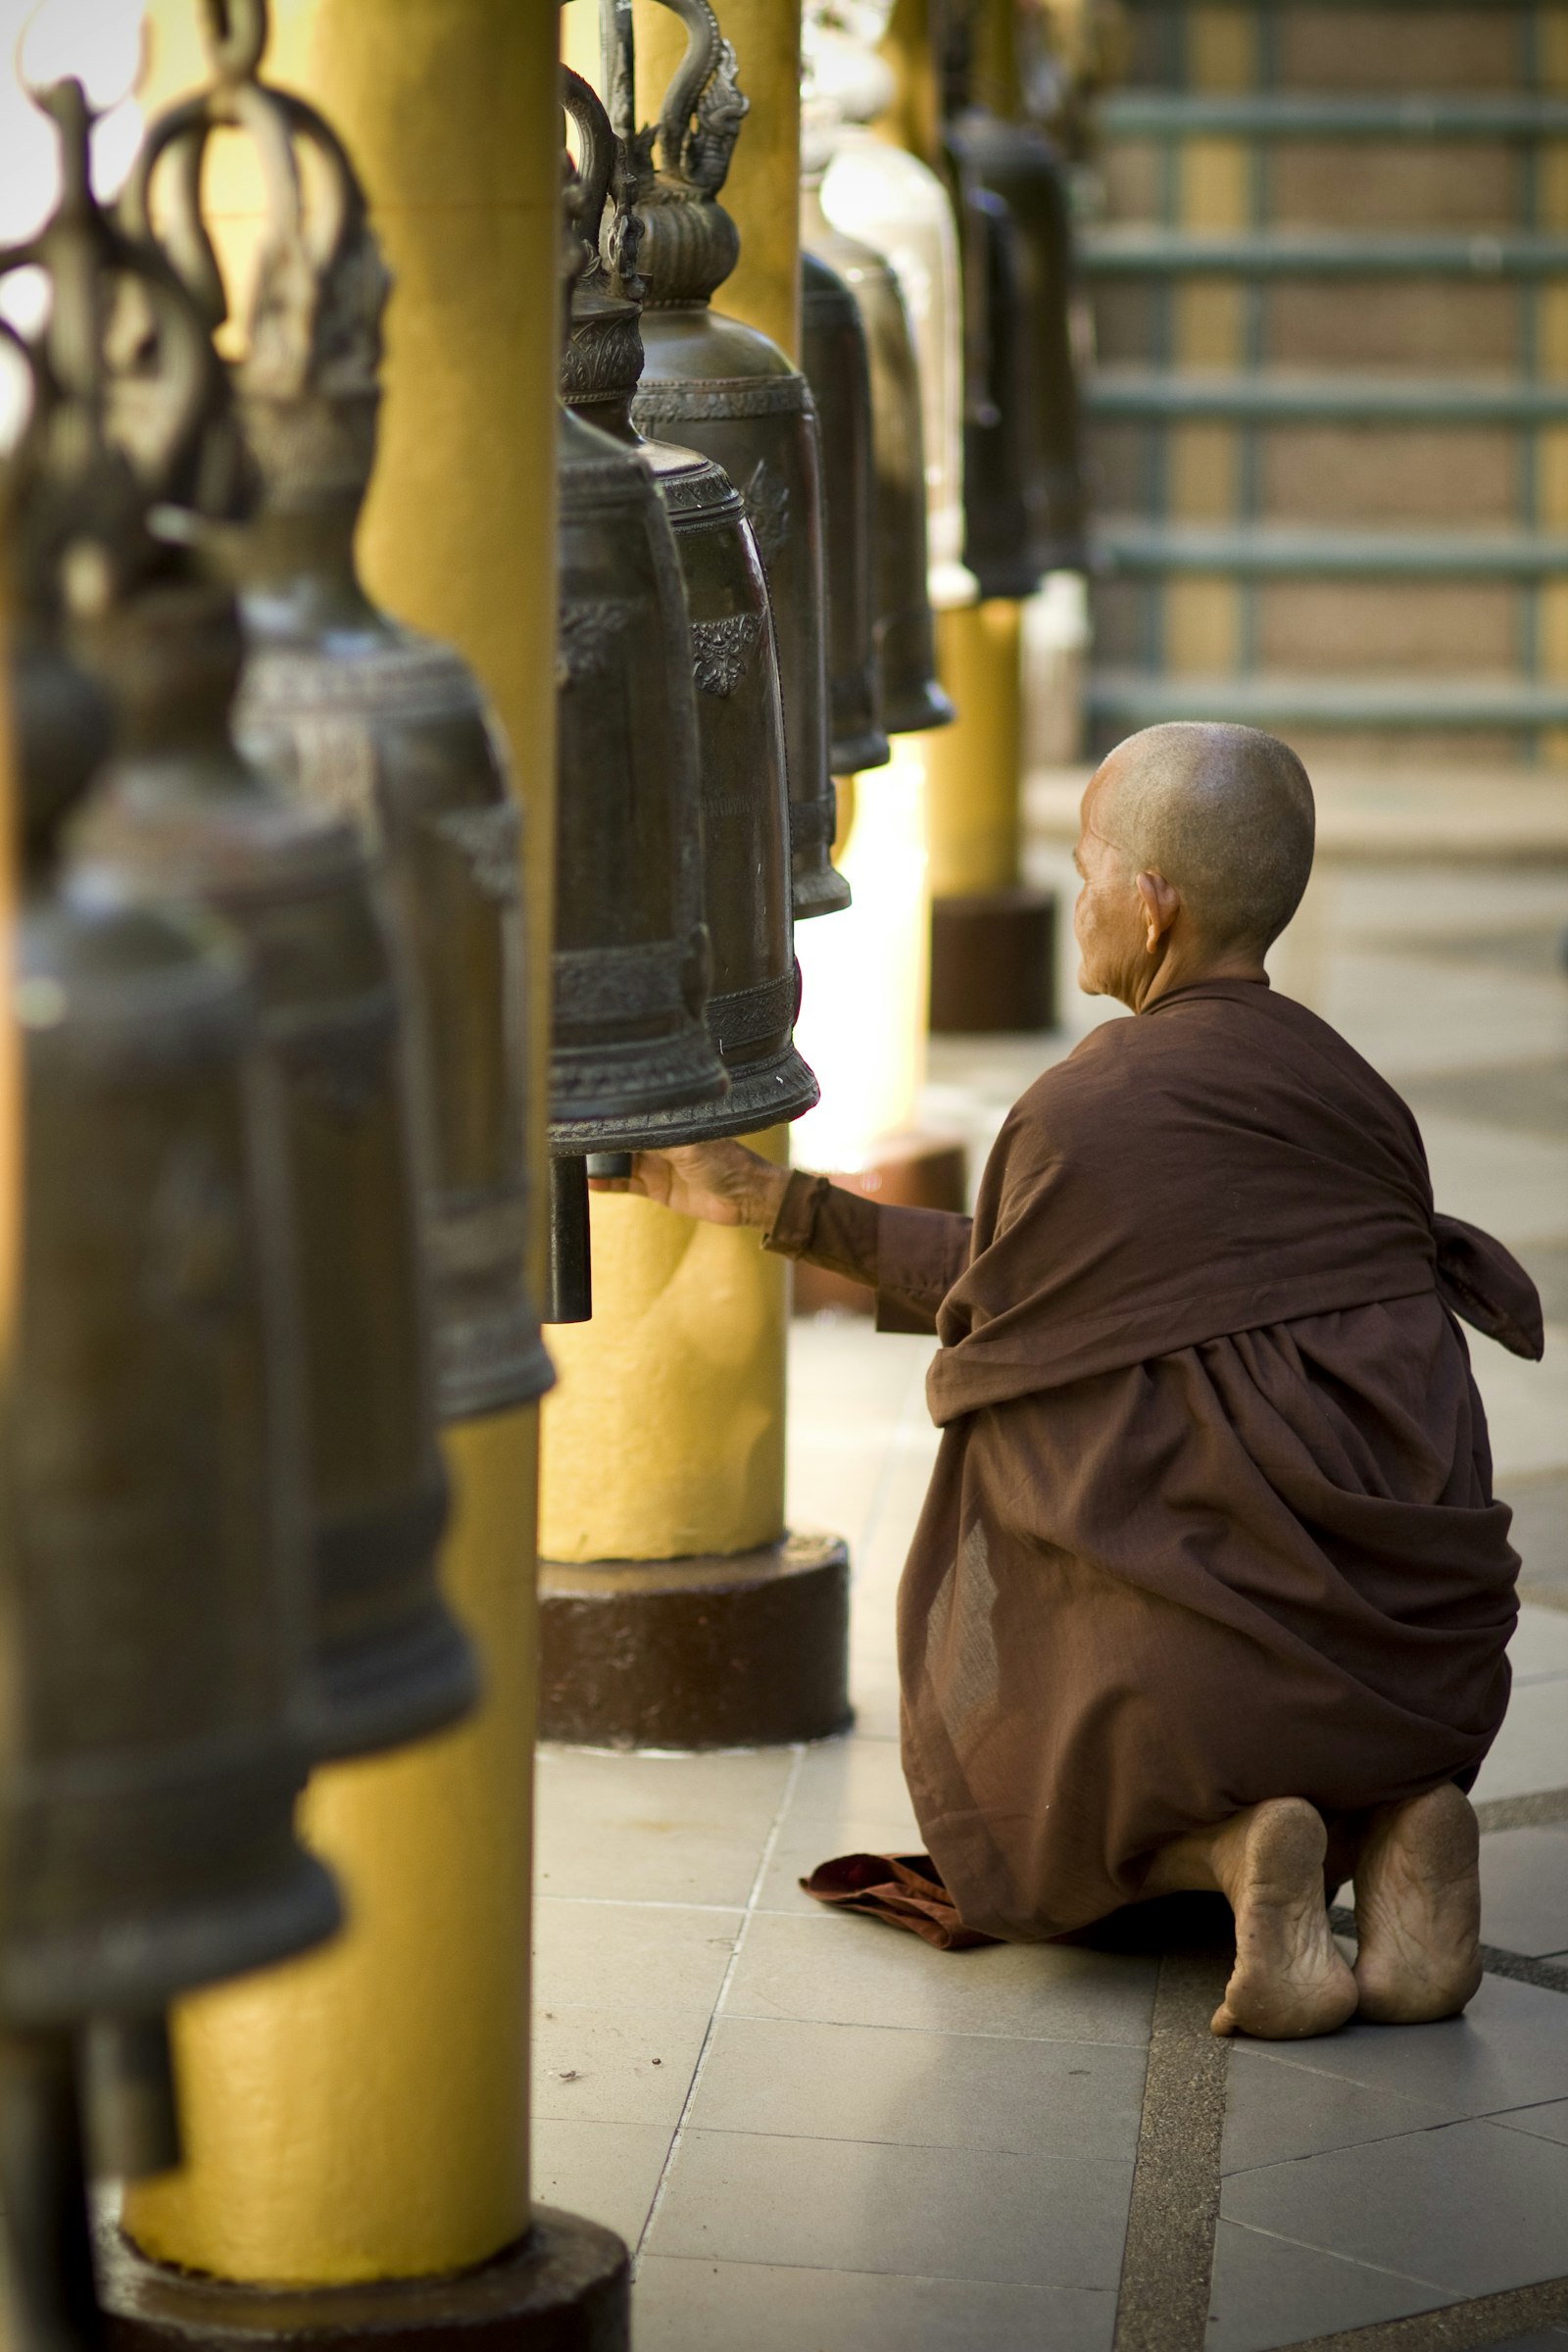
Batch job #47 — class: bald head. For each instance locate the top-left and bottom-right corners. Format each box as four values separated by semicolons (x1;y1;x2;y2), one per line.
1092;722;1315;956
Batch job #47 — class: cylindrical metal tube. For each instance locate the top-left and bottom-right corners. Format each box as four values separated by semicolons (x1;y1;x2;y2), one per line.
546;1157;594;1325
79;2015;181;2184
0;2031;102;2352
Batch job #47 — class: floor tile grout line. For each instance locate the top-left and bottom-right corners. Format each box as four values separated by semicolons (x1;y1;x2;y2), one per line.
630;1742;808;2277
1111;1946;1233;2352
1273;2270;1568;2351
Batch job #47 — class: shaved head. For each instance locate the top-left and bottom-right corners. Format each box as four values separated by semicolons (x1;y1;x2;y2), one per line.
1093;723;1315;955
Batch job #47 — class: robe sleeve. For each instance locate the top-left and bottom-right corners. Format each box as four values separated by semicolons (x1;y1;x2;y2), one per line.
762;1171;973;1336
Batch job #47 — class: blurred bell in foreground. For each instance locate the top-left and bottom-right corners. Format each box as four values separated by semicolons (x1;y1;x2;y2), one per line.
124;0;555;1427
0;88;341;2306
66;64;473;1769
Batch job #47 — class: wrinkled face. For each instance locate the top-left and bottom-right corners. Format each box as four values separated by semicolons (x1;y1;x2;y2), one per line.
1071;770;1148;1001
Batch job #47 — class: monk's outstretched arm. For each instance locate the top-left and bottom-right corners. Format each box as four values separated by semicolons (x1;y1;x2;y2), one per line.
763;1171;972;1336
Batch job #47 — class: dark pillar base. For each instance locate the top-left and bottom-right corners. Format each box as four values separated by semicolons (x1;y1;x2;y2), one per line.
539;1533;851;1750
792;1133;968;1318
100;2212;629;2352
929;887;1057;1033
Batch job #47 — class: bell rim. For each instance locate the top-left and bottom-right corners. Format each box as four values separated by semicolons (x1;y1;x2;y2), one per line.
549;1041;815;1150
828;726;892;774
314;1604;482;1765
436;1325;558;1423
884;684;957;735
793;869;854;921
0;1848;343;2026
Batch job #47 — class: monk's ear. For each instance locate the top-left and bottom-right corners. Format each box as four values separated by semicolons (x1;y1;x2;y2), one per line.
1136;870;1181;954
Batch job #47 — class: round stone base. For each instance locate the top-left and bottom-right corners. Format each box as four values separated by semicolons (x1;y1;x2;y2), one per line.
539;1532;851;1749
929;887;1057;1033
792;1133;968;1319
100;2212;629;2352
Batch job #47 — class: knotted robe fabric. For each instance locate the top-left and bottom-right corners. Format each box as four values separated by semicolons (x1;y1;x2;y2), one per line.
764;980;1543;1942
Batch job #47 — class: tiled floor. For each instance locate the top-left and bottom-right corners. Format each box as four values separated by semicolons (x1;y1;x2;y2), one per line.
533;844;1568;2351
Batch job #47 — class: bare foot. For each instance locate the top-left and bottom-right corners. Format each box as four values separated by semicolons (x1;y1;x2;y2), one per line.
1209;1800;1359;2041
1351;1785;1483;2026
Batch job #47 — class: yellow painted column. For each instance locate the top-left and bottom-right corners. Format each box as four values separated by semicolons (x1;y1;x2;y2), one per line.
544;0;801;1569
122;0;561;2285
924;601;1023;897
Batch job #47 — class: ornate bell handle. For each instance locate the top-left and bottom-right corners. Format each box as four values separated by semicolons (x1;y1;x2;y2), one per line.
122;0;365;393
562;69;616;262
633;0;750;198
0;79;216;515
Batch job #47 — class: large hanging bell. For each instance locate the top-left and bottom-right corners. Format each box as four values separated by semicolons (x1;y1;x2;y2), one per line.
799;250;890;775
124;0;554;1424
943;8;1087;576
618;0;850;920
1;115;340;2042
800;181;953;736
553;427;727;1144
563;67;816;1143
54;95;473;1770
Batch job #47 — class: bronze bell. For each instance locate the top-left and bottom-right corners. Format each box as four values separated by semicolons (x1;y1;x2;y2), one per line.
563;66;816;1144
799;250;890;775
943;5;1087;579
0;116;341;2061
552;144;728;1152
614;0;851;920
956;174;1039;599
123;0;554;1423
43;94;474;1770
799;181;954;737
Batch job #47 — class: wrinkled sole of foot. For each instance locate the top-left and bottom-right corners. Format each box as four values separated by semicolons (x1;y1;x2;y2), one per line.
1354;1785;1482;2027
1213;1801;1358;2040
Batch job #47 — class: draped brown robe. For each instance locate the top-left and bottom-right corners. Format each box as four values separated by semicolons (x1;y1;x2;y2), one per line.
765;980;1544;1942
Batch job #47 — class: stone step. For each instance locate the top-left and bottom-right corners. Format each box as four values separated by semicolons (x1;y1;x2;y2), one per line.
1081;225;1568;275
1088;411;1523;529
1101;132;1541;236
1093;572;1531;676
1093;275;1540;373
1101;93;1568;138
1123;3;1544;102
1085;669;1568;729
1086;371;1568;422
1095;521;1568;575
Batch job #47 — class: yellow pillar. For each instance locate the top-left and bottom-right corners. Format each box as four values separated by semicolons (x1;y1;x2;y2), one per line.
543;1;802;1574
924;601;1023;897
122;0;561;2285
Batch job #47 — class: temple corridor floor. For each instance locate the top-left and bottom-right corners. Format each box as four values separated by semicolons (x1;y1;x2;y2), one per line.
532;850;1568;2352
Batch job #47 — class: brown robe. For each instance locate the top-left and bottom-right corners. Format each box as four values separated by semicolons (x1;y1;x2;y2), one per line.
765;979;1544;1942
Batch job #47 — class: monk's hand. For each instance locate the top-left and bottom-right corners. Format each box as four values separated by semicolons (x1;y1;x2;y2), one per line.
588;1139;790;1229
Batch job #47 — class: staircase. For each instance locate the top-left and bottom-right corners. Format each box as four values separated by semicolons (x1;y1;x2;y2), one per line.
1079;0;1568;769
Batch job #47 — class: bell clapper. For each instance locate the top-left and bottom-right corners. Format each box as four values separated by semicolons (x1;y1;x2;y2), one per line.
546;1155;595;1325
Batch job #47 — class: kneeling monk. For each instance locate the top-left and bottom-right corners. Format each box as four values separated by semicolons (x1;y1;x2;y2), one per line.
598;723;1543;2041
